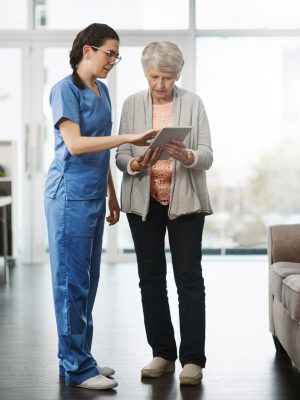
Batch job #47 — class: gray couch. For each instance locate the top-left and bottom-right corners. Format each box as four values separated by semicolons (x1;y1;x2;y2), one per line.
268;224;300;371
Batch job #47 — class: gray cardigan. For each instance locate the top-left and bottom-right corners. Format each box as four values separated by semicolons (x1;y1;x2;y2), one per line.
116;86;213;220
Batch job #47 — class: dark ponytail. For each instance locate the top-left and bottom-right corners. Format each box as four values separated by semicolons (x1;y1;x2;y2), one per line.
69;23;119;89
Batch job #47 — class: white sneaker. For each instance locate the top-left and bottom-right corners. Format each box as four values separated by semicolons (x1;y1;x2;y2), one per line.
179;364;203;385
97;365;115;376
141;357;175;378
75;375;118;390
60;364;115;378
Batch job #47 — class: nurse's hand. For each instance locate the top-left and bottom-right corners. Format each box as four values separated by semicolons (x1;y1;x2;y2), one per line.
126;129;158;146
106;193;120;225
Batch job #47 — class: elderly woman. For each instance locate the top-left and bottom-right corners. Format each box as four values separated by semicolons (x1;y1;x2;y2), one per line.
116;41;213;385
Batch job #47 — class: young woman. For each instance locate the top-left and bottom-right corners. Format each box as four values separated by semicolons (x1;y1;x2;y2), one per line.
44;23;156;390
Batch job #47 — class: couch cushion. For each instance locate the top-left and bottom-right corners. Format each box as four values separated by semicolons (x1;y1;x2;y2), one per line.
282;275;300;322
270;262;300;302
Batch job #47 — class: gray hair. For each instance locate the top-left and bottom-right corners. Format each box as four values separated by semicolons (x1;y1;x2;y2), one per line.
141;41;184;76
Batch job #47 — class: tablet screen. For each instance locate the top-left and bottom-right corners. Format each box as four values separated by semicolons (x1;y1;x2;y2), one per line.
148;126;192;160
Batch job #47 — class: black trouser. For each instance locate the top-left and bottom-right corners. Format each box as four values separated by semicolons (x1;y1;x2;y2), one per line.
127;197;206;367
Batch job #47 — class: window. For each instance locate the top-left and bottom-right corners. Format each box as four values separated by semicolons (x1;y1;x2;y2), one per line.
0;1;27;29
0;49;21;140
115;46;149;252
197;37;300;250
43;48;70;173
34;0;189;30
196;0;300;29
3;0;300;260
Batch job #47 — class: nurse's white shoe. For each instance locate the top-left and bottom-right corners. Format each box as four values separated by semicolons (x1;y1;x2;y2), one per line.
60;364;115;378
97;365;115;376
75;375;118;390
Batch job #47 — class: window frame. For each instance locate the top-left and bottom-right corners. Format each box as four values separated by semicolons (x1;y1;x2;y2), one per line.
2;0;300;261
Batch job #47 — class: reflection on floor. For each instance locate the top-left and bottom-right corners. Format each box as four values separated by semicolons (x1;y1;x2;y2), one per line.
0;257;300;400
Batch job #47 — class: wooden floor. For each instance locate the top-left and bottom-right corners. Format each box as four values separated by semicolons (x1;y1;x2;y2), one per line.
0;257;300;400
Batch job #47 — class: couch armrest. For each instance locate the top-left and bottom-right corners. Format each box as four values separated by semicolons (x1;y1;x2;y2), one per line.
268;224;300;265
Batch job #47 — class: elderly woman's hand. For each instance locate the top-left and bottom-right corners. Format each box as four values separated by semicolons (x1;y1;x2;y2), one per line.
165;139;194;165
130;148;162;172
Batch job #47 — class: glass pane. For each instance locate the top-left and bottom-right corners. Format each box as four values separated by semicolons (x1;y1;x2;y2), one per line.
0;0;27;29
0;49;21;140
115;46;146;253
35;0;188;30
196;0;300;29
43;48;70;174
116;47;146;124
196;37;300;250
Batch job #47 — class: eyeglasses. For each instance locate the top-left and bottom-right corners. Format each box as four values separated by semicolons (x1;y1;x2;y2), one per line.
90;46;122;64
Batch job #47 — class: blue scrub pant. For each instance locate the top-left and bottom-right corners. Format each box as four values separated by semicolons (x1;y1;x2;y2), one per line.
45;180;106;386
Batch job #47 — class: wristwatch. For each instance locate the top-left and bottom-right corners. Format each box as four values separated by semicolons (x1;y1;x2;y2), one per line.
183;150;194;165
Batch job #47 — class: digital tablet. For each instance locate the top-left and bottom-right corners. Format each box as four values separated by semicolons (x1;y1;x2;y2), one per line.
148;126;192;160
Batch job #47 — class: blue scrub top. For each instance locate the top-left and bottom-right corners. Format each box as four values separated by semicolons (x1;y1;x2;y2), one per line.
45;75;112;200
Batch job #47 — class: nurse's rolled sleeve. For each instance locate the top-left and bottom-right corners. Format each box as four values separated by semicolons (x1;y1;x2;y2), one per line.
50;81;81;129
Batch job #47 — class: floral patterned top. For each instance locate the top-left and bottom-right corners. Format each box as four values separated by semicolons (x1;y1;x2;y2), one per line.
150;102;173;205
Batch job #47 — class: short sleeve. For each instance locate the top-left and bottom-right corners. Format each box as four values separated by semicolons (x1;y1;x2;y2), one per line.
49;81;80;130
